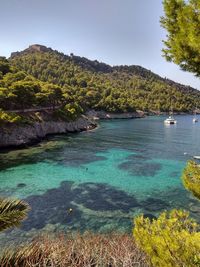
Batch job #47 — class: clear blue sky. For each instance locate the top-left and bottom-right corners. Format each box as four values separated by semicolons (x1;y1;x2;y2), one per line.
0;0;199;89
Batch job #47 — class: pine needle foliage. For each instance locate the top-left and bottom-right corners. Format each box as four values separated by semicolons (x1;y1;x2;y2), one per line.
133;210;200;267
182;160;200;200
0;198;29;232
161;0;200;77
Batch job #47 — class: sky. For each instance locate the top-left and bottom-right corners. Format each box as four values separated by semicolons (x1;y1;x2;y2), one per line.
0;0;199;89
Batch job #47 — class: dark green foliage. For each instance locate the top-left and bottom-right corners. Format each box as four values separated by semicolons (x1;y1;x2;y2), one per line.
0;58;65;111
0;56;82;124
10;46;200;113
0;57;11;75
161;0;200;77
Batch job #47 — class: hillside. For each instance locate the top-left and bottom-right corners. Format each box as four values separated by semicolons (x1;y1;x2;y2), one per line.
10;44;200;113
0;56;97;147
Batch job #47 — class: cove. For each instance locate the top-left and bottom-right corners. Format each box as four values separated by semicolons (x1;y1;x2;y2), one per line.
0;115;200;246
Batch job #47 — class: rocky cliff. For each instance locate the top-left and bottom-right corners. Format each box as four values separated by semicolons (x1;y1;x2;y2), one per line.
0;116;97;148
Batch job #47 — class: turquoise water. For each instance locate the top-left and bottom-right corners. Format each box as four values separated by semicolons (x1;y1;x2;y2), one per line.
0;115;200;245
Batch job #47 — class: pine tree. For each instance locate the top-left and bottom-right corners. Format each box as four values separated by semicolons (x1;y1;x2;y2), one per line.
161;0;200;77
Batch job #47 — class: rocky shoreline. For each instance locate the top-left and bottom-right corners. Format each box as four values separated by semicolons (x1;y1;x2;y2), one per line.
0;115;97;149
85;110;145;120
0;110;145;149
0;109;195;149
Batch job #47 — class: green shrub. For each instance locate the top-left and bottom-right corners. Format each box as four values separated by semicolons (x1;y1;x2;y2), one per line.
63;103;83;120
182;161;200;200
133;210;200;267
0;109;24;125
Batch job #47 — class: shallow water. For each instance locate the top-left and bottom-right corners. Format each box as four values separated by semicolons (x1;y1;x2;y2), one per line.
0;115;200;246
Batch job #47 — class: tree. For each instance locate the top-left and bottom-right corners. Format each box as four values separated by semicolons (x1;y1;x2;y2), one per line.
134;210;200;267
0;57;10;75
9;81;40;109
161;0;200;77
0;198;29;232
182;160;200;200
36;84;63;108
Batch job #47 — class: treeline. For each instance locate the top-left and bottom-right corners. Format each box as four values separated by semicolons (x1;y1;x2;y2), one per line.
9;45;200;113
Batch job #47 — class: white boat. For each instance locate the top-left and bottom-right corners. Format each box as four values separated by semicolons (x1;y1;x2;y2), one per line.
193;156;200;160
164;115;177;125
193;109;198;123
165;103;177;125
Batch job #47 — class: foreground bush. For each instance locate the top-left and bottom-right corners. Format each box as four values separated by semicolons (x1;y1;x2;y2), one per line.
0;233;148;267
134;210;200;267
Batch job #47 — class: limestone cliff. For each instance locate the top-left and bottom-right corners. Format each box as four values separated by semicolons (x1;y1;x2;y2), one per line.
0;116;96;148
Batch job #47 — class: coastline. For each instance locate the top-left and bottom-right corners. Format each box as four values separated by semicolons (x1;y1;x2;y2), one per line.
0;115;97;149
85;110;145;120
0;110;193;150
0;110;144;150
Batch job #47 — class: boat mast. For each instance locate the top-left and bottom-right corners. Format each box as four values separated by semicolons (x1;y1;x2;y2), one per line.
170;98;174;117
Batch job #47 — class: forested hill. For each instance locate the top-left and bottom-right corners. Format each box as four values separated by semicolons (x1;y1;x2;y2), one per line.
9;44;200;112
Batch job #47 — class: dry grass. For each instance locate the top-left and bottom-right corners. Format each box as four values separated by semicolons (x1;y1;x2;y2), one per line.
0;232;148;267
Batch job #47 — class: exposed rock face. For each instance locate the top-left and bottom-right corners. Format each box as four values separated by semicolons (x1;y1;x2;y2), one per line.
85;110;144;120
11;44;52;58
26;44;50;52
0;116;97;148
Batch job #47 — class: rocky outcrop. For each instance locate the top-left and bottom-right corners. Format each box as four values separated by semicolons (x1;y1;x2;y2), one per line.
0;116;97;148
11;44;52;58
85;110;145;120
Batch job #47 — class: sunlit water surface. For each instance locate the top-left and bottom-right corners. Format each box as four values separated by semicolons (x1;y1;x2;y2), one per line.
0;115;200;247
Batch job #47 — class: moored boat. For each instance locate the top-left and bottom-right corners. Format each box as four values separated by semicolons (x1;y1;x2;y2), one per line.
164;115;177;125
193;108;198;123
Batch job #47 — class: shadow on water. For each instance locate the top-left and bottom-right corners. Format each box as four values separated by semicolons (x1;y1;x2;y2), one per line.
12;181;200;233
0;180;200;248
118;154;162;177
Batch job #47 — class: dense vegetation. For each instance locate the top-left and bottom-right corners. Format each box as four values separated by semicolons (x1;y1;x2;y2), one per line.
1;44;200;125
161;0;200;77
134;210;200;267
0;56;82;124
9;45;200;114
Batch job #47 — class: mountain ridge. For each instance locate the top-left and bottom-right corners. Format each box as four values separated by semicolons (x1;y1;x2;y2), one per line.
9;44;200;113
10;44;198;93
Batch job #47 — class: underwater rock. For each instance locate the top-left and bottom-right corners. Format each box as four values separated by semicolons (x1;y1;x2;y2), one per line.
17;183;26;188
